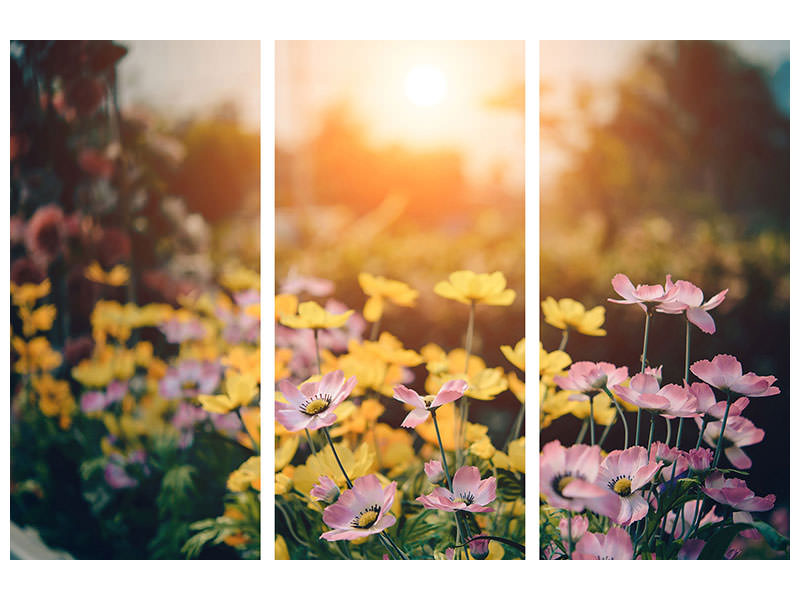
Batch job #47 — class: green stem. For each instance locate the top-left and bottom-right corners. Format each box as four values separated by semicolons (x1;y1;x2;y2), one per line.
635;310;653;446
456;301;476;469
575;419;588;444
558;328;569;352
695;417;709;450
369;315;381;341
664;417;671;446
432;409;469;555
646;412;655;453
588;395;595;445
504;402;525;451
598;419;614;448
712;391;732;469
603;385;629;450
322;427;352;488
304;428;317;455
313;329;322;375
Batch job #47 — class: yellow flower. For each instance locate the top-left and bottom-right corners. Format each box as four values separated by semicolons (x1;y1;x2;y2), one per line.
227;456;260;492
359;333;423;367
85;261;130;286
541;297;606;336
18;304;57;337
220;266;260;292
32;374;75;427
539;343;572;379
279;301;353;330
470;437;496;459
10;279;51;306
12;336;62;373
275;294;298;321
434;271;516;306
237;406;261;449
275;470;293;495
465;367;508;401
358;273;418;322
72;357;114;388
500;338;525;371
276;435;299;471
275;535;290;560
133;341;154;367
293;442;374;495
508;371;525;404
508;437;525;473
198;371;258;414
223;346;261;382
486;540;506;560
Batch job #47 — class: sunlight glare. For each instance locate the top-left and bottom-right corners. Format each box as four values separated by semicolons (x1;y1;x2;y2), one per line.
404;65;447;107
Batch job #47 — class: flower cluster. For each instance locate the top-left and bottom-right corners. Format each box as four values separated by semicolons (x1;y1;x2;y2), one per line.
540;274;787;560
275;270;524;560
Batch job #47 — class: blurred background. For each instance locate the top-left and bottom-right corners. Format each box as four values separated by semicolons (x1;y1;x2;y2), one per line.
540;41;789;533
276;41;525;441
10;40;260;558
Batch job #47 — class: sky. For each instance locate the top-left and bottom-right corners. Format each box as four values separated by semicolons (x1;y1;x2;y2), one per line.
117;40;260;132
276;40;525;192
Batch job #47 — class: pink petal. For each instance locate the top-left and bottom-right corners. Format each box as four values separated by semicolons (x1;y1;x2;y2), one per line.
452;466;481;497
392;385;425;409
473;477;497;505
275;405;313;432
332;375;358;405
318;369;345;397
431;379;468;407
611;274;637;302
686;307;716;334
278;379;308;408
702;289;728;310
400;408;430;428
725;446;752;470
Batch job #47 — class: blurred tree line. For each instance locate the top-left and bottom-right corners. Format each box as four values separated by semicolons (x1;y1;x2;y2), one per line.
541;41;789;507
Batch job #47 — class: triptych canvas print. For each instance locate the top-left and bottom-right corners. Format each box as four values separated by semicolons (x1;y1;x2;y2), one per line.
7;39;789;564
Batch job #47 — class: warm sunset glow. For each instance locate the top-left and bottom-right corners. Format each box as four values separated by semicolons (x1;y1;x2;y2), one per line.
404;65;447;106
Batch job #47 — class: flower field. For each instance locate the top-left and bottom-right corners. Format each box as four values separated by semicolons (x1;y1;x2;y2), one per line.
10;40;260;559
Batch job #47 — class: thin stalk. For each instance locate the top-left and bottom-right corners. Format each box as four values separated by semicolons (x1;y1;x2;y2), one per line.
558;328;569;352
432;409;469;554
635;310;653;446
575;419;589;444
695;417;709;450
369;315;381;341
664;417;671;446
646;412;655;453
313;329;322;375
675;318;692;451
603;385;629;449
712;391;732;469
598;419;614;448
568;511;574;559
456;301;476;468
504;402;525;451
304;428;317;455
588;395;595;445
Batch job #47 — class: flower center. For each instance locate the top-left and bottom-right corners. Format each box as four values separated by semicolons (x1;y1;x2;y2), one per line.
422;395;435;408
555;474;576;496
453;491;475;504
352;506;381;528
302;394;332;415
611;476;633;497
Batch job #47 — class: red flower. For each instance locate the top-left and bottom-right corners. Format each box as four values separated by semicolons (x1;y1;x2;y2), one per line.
25;204;66;267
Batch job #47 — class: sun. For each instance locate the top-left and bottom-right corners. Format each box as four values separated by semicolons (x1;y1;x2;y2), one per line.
404;65;447;107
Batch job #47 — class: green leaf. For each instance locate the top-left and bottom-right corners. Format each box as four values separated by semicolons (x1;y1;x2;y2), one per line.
750;520;789;552
697;523;750;559
496;470;524;501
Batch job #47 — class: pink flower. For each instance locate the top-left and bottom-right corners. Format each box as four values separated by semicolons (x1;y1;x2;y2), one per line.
656;279;727;334
702;472;775;511
417;466;496;513
320;474;396;541
558;514;589;545
424;460;445;484
552;361;628;401
687;382;749;420
596;446;662;526
104;461;138;489
573;527;633;560
160;318;207;343
280;270;335;297
25;204;66;267
468;536;490;559
649;442;689;481
310;475;340;504
608;273;679;312
159;360;220;399
690;355;779;397
613;374;698;418
677;538;706;560
687;447;713;472
662;501;722;537
80;390;107;413
392;379;468;428
700;416;764;469
276;369;356;432
539;440;620;516
106;380;128;405
733;511;761;540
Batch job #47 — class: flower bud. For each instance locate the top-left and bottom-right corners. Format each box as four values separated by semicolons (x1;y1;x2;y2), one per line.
424;459;445;484
687;447;712;472
468;537;490;560
310;475;340;504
